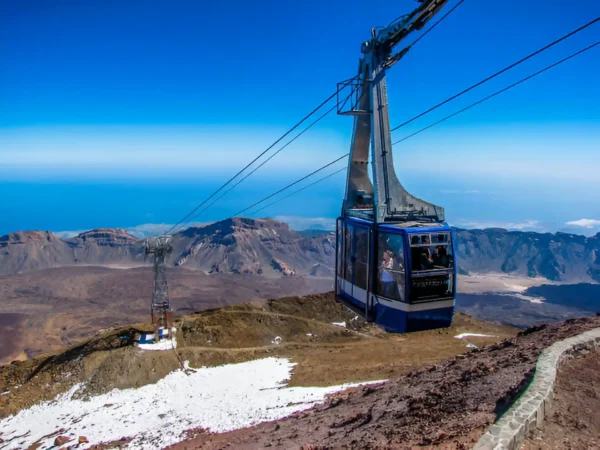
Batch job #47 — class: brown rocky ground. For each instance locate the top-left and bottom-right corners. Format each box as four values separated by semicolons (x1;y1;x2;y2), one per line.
0;293;515;421
522;347;600;450
0;313;27;364
169;316;600;450
0;266;332;364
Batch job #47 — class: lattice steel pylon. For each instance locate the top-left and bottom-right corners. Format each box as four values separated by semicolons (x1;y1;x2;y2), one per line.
145;235;174;341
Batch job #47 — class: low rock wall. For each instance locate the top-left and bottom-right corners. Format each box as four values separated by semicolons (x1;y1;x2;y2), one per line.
473;327;600;450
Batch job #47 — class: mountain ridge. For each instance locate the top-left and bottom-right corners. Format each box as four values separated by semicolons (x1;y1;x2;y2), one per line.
2;219;600;282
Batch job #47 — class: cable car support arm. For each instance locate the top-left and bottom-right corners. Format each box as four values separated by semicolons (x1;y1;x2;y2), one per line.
340;0;448;224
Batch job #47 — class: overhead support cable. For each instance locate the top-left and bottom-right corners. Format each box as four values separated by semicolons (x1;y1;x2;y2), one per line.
181;88;357;226
248;167;347;217
166;88;343;235
392;40;600;145
231;154;349;218
390;17;600;132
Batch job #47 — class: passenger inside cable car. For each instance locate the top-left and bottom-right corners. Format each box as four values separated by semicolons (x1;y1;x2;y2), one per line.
408;232;454;302
377;233;406;302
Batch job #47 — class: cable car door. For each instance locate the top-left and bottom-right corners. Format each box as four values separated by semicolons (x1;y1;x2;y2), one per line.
337;220;369;308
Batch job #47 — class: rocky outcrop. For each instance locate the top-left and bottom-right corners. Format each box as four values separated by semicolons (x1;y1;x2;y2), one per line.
271;258;296;276
73;229;138;247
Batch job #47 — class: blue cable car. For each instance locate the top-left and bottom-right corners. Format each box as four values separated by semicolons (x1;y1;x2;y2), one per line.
334;0;455;333
335;217;456;333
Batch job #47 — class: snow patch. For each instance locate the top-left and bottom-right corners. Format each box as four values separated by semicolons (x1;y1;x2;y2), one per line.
0;358;385;450
137;337;176;351
454;333;497;339
137;328;177;351
331;321;346;328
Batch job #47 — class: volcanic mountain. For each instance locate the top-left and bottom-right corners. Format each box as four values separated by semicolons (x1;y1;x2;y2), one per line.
0;228;143;275
170;218;335;276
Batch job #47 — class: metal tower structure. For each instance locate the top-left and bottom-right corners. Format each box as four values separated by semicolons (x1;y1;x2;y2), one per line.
338;0;447;224
145;235;174;341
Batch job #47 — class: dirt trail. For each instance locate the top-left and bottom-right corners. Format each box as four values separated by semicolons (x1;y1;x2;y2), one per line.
170;316;600;450
522;348;600;450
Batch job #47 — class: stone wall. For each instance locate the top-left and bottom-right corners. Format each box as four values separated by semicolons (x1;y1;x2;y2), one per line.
473;327;600;450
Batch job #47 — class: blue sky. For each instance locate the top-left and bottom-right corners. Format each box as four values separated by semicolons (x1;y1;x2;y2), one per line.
1;0;599;236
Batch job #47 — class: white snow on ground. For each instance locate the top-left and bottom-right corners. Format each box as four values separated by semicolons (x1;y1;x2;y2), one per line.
137;328;177;351
331;321;346;327
0;357;385;450
137;335;177;351
454;333;497;339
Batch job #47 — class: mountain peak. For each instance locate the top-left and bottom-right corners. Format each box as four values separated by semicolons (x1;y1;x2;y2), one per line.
180;217;290;238
0;230;57;244
75;228;137;242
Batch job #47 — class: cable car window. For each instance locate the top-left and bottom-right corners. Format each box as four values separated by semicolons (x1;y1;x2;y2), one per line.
354;227;368;290
376;232;406;302
344;223;353;282
410;233;453;272
431;233;449;245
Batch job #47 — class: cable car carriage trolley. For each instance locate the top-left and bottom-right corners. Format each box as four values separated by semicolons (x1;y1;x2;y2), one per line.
334;0;456;333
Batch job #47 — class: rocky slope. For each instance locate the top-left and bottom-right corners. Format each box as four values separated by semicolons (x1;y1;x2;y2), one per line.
454;228;600;282
0;292;518;449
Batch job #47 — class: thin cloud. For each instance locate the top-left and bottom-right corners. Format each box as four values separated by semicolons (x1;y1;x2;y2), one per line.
454;220;541;231
272;216;335;231
565;219;600;229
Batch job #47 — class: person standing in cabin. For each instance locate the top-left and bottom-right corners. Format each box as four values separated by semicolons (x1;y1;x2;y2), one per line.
380;250;395;297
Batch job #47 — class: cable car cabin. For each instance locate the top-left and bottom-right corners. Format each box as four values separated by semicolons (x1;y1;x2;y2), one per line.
335;217;455;333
